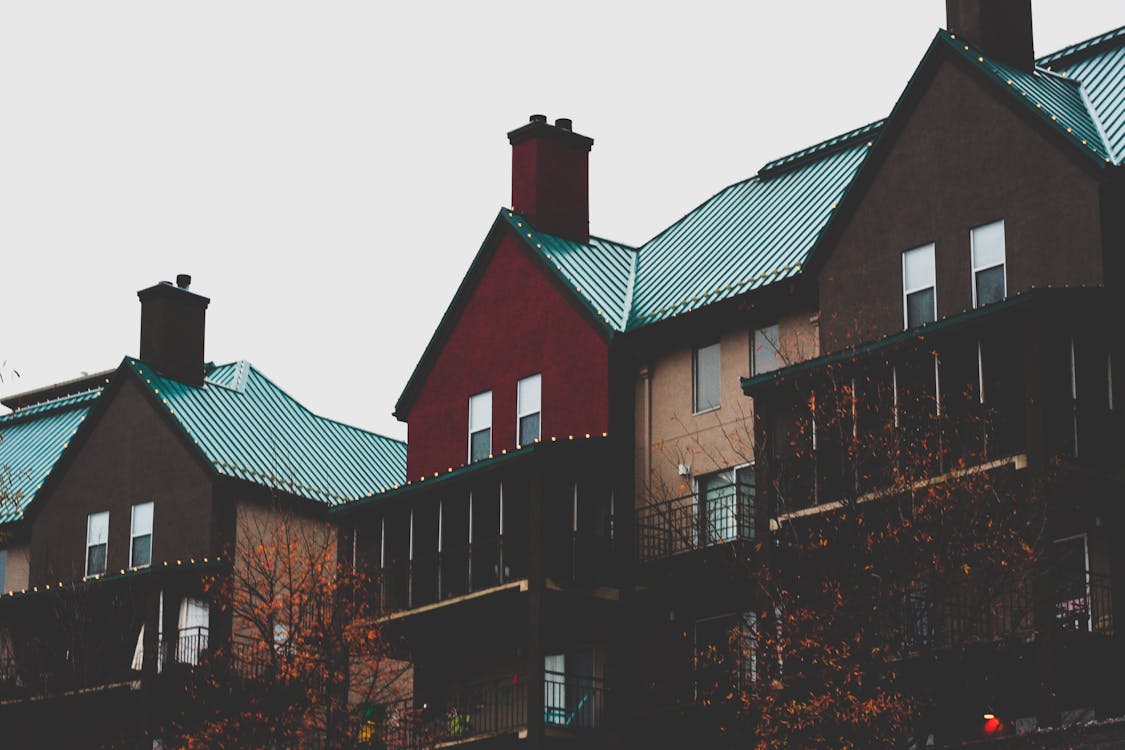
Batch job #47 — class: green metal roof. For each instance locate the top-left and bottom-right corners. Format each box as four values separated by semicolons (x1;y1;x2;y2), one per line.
0;388;102;524
502;121;880;332
1040;25;1125;164
497;27;1125;334
127;358;406;505
501;212;637;332
942;30;1114;165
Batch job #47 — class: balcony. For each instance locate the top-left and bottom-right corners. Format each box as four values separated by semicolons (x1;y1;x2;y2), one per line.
888;571;1113;654
637;484;754;564
377;530;615;616
360;671;607;748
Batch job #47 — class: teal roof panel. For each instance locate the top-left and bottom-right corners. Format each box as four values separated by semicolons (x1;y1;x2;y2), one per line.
128;359;406;505
0;389;101;523
1042;26;1125;163
942;30;1114;165
502;212;637;332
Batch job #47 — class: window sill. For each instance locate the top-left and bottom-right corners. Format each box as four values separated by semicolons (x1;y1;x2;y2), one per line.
691;406;722;416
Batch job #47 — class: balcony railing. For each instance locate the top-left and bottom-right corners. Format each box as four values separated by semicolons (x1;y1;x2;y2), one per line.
637;486;754;563
543;671;607;730
376;536;525;614
358;672;606;748
889;571;1114;653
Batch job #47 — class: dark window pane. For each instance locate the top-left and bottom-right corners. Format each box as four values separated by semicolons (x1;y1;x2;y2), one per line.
470;429;491;462
132;534;152;568
87;543;107;576
519;413;540;446
975;265;1005;307
906;288;935;328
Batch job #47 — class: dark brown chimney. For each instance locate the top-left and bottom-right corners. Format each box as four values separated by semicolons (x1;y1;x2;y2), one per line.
947;0;1034;70
507;114;594;243
137;275;210;386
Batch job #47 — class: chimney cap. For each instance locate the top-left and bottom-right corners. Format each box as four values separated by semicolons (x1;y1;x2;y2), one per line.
508;115;593;150
176;274;192;289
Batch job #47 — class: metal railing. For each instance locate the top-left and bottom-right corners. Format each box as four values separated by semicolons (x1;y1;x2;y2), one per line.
376;537;525;614
637;485;754;563
890;571;1114;653
543;671;607;730
357;672;606;748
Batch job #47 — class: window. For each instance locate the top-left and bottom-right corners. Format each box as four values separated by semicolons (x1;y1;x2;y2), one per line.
693;342;721;412
86;511;109;577
694;612;757;700
752;324;781;375
130;501;153;568
517;373;541;446
0;549;7;592
696;466;755;546
468;390;492;462
902;243;936;329
971;220;1006;307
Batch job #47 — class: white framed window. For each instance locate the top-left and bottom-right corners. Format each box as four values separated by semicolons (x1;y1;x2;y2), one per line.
695;465;755;546
517;373;542;446
130;501;154;568
86;511;109;577
971;220;1006;308
903;243;936;329
752;324;781;375
468;390;492;463
693;342;721;413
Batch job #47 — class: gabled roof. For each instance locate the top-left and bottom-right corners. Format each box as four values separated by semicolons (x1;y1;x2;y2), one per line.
0;388;102;524
1040;25;1125;164
399;23;1125;417
501;211;638;332
496;122;880;335
504;26;1125;335
127;358;406;505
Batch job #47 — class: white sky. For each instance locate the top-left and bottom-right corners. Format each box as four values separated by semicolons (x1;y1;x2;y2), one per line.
2;1;1121;439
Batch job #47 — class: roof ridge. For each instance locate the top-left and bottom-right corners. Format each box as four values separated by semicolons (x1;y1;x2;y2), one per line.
758;119;886;178
0;388;101;426
1038;24;1125;68
236;363;407;446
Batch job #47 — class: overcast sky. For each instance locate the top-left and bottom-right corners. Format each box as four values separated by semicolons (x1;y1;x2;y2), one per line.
2;1;1121;439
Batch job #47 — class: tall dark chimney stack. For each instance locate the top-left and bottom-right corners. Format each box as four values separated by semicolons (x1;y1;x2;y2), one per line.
947;0;1034;70
137;275;210;386
507;114;594;243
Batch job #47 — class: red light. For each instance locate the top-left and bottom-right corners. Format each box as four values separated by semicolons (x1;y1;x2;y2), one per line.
983;716;1003;735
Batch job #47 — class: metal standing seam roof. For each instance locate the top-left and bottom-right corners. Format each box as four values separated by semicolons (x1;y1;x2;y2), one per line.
1041;26;1125;164
127;358;406;505
495;27;1125;334
501;212;638;332
942;30;1115;165
502;121;880;332
0;388;102;524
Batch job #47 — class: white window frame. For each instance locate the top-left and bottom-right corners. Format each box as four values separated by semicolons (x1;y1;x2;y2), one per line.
970;220;1007;309
516;373;542;446
85;511;110;578
130;501;154;569
468;390;493;462
902;243;936;329
693;341;722;414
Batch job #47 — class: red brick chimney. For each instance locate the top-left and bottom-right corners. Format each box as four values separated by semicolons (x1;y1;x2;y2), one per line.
947;0;1034;71
507;115;594;243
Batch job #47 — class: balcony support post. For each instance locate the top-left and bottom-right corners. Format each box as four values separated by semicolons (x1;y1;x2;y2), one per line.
526;465;546;750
